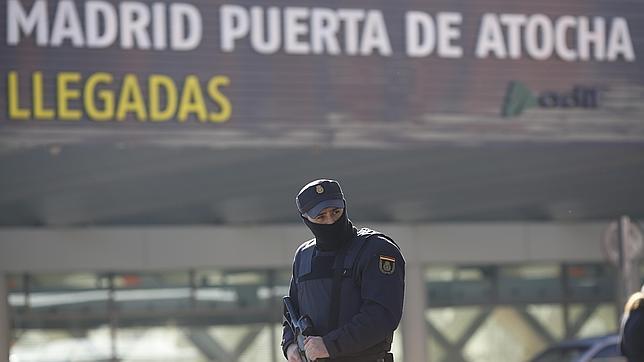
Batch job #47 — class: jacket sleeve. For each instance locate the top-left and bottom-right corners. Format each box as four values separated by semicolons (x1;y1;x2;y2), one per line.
322;236;405;357
281;256;298;359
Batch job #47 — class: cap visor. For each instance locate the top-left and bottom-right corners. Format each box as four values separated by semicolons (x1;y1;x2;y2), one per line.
304;199;345;218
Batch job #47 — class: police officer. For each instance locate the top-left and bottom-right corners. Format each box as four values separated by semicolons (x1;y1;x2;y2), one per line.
620;283;644;361
281;179;405;362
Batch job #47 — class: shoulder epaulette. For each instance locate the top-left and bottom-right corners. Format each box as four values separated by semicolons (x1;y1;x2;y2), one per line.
356;227;399;250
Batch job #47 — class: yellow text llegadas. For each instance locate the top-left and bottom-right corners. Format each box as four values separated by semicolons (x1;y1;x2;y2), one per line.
7;71;231;123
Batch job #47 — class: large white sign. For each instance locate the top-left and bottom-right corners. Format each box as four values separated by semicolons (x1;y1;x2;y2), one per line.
7;1;637;62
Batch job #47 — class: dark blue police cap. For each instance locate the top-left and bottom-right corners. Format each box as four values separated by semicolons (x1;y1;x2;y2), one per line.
296;179;345;218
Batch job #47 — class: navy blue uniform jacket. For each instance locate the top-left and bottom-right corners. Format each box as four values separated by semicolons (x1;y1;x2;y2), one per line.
282;229;405;359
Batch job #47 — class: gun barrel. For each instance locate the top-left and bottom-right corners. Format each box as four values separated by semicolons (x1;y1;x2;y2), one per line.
283;296;300;324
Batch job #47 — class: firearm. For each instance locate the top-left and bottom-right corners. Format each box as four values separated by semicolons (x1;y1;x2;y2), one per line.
283;296;314;362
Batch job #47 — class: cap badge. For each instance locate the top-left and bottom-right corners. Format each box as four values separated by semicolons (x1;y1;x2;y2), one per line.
316;185;324;194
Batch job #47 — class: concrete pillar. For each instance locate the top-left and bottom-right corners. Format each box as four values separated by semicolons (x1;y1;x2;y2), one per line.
0;275;9;362
402;263;428;362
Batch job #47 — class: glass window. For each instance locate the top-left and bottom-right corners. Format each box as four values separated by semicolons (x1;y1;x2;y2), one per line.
112;271;190;289
566;264;615;301
22;273;109;313
463;307;546;362
499;265;562;302
208;324;267;359
194;269;271;308
428;335;447;362
425;266;458;282
425;263;620;362
426;266;489;282
526;304;565;340
196;269;268;287
426;307;485;344
275;269;292;286
113;271;192;312
237;324;276;362
116;326;211;361
9;269;286;362
7;274;26;309
10;326;112;362
427;265;494;307
500;265;560;279
272;323;286;361
572;304;618;338
30;273;103;291
6;274;24;292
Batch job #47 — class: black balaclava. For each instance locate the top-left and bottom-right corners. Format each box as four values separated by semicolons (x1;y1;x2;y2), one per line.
296;179;356;251
303;207;355;251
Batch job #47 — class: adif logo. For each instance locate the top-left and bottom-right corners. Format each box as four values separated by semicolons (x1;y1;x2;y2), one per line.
501;81;600;117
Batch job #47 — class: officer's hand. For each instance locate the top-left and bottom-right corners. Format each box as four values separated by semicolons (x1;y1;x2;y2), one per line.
303;336;330;360
286;343;303;362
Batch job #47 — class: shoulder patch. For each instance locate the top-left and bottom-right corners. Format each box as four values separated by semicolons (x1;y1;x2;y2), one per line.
379;255;396;275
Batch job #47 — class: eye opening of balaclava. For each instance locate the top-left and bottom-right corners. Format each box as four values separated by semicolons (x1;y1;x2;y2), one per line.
301;202;354;251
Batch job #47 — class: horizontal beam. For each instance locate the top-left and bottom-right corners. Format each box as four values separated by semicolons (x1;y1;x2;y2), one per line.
12;307;281;330
0;222;614;273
